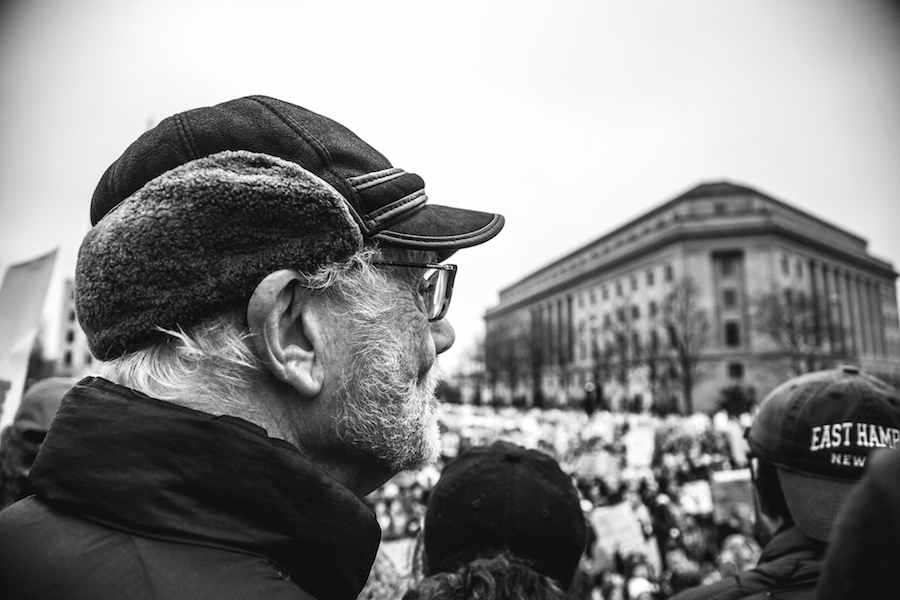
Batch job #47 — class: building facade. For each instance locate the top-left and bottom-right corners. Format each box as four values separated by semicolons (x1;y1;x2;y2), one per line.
483;182;900;413
55;279;95;377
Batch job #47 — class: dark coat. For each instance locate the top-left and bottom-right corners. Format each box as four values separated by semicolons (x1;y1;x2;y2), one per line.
667;525;824;600
0;377;381;600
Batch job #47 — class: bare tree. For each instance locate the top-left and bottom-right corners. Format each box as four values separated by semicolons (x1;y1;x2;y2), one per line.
483;318;528;405
589;325;614;411
753;289;843;375
642;325;665;406
483;325;504;400
605;297;638;396
462;337;487;405
528;311;547;408
662;276;710;414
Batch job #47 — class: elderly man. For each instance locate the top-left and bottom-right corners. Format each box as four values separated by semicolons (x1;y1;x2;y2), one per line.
0;96;503;600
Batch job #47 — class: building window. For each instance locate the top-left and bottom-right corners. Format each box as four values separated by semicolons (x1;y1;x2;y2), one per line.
68;310;76;322
616;307;626;323
65;329;75;343
631;305;640;320
725;321;741;347
646;269;655;286
664;264;674;282
720;257;736;277
728;362;744;378
783;288;793;306
64;351;72;366
603;314;611;328
781;254;790;275
649;300;658;318
722;289;737;308
795;259;803;279
630;275;638;292
589;289;596;305
616;280;623;297
601;285;609;301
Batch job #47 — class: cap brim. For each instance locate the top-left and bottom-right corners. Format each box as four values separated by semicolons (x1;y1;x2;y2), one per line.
373;204;504;251
777;467;857;542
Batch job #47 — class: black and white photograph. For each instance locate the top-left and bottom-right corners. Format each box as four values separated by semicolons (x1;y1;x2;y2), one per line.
0;1;898;599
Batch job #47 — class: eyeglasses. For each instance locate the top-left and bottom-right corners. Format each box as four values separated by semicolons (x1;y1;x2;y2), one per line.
372;261;457;321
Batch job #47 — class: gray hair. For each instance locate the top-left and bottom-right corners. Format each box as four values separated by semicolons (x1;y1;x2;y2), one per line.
96;247;396;418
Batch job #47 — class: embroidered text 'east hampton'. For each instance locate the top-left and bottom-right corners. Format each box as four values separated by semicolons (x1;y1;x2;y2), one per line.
809;422;900;452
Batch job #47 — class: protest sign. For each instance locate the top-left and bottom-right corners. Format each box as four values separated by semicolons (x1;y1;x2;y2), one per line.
624;424;655;468
573;450;620;479
0;250;57;429
679;479;714;515
711;468;754;525
440;431;460;458
589;502;660;572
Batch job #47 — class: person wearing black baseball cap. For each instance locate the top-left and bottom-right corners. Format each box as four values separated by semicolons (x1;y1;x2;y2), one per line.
0;377;77;509
0;96;503;600
669;366;900;600
403;440;587;600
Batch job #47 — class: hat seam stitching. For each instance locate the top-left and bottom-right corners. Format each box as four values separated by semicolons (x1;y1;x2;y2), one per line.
250;97;373;237
245;96;366;214
366;190;427;228
378;215;503;242
173;113;200;160
348;168;407;189
247;96;336;178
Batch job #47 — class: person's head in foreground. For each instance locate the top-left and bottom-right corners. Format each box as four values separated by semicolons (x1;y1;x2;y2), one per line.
668;365;900;600
78;95;503;488
746;365;900;543
0;377;77;507
404;440;587;600
0;96;503;600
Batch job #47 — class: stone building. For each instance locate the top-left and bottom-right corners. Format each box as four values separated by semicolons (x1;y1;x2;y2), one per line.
55;279;94;377
483;181;900;413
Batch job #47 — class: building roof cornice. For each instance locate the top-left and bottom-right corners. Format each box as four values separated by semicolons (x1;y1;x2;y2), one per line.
488;183;896;319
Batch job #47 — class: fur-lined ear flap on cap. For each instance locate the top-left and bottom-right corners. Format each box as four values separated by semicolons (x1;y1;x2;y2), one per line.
76;150;364;360
247;270;324;398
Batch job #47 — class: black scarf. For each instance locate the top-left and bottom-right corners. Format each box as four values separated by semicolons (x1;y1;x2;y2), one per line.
30;377;380;600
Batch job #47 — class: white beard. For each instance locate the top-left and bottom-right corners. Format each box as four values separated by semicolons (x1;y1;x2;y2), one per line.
331;313;443;472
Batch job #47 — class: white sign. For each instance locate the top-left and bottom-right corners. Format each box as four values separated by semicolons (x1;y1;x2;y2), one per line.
0;250;58;429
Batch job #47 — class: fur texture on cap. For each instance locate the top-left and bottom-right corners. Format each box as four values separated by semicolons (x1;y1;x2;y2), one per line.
76;150;363;359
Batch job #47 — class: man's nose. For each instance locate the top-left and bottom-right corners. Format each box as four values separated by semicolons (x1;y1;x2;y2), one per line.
430;318;455;355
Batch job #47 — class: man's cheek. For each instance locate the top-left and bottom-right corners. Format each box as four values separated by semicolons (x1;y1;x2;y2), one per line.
393;301;431;340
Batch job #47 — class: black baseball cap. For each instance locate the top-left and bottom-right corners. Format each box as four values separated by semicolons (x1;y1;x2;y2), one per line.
423;440;586;589
747;366;900;541
90;95;504;252
13;378;78;434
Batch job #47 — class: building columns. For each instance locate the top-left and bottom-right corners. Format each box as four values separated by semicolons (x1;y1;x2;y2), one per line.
842;270;859;358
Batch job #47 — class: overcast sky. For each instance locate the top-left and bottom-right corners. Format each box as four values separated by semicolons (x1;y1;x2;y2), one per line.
1;0;899;373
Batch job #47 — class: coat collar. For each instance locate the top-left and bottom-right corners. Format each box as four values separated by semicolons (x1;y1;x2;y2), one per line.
30;377;380;600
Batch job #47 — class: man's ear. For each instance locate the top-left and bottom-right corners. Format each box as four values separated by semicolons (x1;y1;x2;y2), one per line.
247;270;325;397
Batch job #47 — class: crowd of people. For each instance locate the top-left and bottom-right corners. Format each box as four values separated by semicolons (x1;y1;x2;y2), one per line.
363;405;761;599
